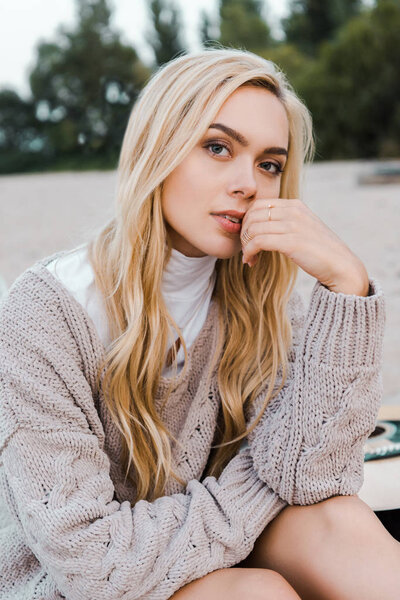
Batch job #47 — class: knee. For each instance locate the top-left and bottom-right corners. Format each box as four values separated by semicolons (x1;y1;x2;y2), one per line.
268;494;373;544
237;568;300;600
172;567;300;600
311;494;376;535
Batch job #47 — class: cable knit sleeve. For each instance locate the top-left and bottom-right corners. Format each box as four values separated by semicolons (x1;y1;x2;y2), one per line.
0;271;286;600
247;279;386;506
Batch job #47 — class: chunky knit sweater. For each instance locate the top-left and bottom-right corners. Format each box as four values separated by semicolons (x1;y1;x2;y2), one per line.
0;252;385;600
45;244;218;378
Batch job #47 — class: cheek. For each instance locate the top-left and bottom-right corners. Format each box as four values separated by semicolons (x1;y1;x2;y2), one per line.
163;158;199;200
162;162;209;222
162;171;186;220
162;180;195;235
259;177;282;199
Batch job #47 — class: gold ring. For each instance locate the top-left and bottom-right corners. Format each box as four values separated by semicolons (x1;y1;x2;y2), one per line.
241;229;253;246
267;203;274;221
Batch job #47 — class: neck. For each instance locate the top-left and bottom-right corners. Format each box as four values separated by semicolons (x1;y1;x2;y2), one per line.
162;247;217;299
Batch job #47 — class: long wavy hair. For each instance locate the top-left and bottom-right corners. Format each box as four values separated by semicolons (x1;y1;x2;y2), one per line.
87;47;314;502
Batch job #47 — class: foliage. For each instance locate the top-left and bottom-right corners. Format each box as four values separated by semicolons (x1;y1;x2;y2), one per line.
30;0;150;157
0;0;151;173
2;0;400;173
145;0;187;66
200;0;272;53
199;9;220;48
0;90;51;173
0;90;37;153
257;44;314;95
219;0;272;52
282;0;363;56
297;0;400;158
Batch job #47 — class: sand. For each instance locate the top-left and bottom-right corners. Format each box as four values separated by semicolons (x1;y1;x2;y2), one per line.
0;160;399;404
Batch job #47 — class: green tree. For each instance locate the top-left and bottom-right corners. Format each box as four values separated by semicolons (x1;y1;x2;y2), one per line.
200;0;272;54
283;0;363;55
199;9;220;48
258;44;313;95
298;0;400;158
145;0;186;66
0;90;49;174
28;0;150;167
220;0;272;51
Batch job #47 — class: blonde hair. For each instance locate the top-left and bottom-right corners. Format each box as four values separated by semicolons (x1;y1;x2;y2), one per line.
87;47;314;502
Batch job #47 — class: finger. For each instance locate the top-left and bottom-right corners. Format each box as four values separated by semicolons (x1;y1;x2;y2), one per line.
249;198;302;211
242;200;305;230
242;231;295;264
241;220;292;246
243;206;291;228
241;220;294;250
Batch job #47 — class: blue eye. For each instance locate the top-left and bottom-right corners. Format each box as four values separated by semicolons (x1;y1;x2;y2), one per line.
260;161;284;175
205;142;229;156
204;141;284;176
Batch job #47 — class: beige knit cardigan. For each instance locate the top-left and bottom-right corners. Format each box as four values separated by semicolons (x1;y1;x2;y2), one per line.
0;251;385;599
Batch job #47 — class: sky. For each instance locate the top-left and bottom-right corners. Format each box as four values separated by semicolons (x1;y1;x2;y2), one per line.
0;0;289;99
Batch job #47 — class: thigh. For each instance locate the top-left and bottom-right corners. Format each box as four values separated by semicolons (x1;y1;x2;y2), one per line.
171;567;301;600
237;495;400;600
253;499;329;565
237;495;349;569
240;494;394;570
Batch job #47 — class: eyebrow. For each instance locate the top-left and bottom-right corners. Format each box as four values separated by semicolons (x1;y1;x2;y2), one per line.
208;122;288;157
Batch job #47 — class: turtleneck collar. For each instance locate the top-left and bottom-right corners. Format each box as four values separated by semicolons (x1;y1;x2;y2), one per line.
162;248;218;300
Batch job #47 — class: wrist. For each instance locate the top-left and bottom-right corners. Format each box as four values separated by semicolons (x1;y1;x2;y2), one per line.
325;264;370;297
327;279;370;296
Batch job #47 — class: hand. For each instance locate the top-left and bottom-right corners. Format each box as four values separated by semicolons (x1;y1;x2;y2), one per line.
241;198;370;296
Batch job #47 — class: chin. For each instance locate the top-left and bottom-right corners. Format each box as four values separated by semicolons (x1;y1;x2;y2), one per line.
206;237;242;260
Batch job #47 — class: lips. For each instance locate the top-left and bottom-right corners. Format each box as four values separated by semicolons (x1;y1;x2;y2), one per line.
217;214;241;223
211;210;246;223
211;214;243;234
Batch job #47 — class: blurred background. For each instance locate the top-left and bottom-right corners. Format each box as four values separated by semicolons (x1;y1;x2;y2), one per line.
0;0;399;404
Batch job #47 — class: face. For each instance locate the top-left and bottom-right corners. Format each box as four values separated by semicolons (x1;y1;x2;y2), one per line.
161;85;290;258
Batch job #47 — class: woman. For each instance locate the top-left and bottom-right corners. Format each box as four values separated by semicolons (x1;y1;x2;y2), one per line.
0;48;398;600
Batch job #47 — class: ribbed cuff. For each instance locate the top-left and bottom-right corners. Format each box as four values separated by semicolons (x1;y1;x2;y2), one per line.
302;278;385;369
202;449;286;526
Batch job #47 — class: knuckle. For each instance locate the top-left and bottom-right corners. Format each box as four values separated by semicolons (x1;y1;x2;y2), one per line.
247;222;256;236
286;220;297;233
284;235;296;255
292;206;303;219
253;238;261;252
245;229;258;247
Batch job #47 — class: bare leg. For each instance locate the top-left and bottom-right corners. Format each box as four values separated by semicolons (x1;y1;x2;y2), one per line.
239;494;400;600
171;567;302;599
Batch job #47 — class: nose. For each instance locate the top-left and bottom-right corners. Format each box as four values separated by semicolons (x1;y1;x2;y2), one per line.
227;161;257;201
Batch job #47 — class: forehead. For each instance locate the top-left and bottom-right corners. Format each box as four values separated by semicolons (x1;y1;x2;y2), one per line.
211;86;289;146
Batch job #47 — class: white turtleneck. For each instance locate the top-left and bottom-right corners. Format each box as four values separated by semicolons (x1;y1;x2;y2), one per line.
45;244;217;378
46;245;250;453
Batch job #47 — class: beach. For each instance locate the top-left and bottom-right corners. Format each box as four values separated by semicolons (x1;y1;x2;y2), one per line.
1;160;399;404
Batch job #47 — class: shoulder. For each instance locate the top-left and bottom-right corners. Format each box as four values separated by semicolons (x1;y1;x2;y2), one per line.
46;246;111;350
0;249;104;364
2;249;79;322
0;252;106;441
45;244;95;303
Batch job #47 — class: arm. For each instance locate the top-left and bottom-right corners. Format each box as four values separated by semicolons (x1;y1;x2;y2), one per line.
0;272;286;600
246;279;386;506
